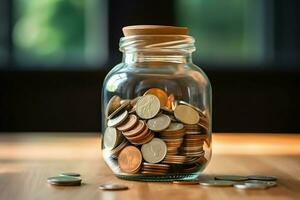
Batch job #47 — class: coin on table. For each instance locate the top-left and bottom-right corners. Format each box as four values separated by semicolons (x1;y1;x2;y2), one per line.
173;180;199;185
105;95;121;117
147;114;171;132
60;172;81;177
234;183;268;190
199;180;236;187
247;175;277;181
245;180;277;187
174;105;200;125
107;110;129;127
99;184;128;191
141;138;167;163
117;114;138;132
215;175;248;181
104;127;121;150
47;176;82;186
144;88;168;107
136;95;161;119
118;146;142;173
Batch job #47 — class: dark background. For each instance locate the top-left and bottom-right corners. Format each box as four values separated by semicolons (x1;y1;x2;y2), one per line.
0;0;300;132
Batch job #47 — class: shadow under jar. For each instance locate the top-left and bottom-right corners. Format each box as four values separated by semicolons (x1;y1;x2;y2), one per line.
101;25;212;182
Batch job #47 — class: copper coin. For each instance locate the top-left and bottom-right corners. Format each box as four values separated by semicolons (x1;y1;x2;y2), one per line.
99;184;128;191
127;125;149;141
144;88;168;107
117;114;138;131
173;180;199;185
118;146;142;173
166;94;175;110
123;120;145;137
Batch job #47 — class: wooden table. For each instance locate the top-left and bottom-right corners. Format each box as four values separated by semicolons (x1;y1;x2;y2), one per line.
0;133;299;200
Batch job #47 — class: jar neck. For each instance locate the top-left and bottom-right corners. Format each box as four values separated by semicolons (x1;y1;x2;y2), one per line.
122;52;193;65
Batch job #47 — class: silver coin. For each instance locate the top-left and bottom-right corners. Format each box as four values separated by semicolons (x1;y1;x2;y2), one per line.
103;127;121;150
141;138;167;164
234;183;268;190
247;175;277;181
47;176;82;186
199;180;236;187
215;175;248;181
245;180;277;187
60;172;81;177
99;184;128;191
107;110;128;127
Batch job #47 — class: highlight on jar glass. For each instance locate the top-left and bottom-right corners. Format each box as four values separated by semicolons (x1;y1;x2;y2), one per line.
101;25;212;181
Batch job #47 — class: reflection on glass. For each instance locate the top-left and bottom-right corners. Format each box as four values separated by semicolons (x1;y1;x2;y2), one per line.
0;3;8;66
13;0;107;68
175;0;268;66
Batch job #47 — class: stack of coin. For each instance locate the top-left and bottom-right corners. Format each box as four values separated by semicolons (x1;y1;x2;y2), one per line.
181;134;206;157
103;88;211;176
141;163;170;175
159;123;185;155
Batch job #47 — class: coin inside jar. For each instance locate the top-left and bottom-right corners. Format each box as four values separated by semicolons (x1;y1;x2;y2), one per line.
117;114;138;132
107;110;129;127
144;88;168;107
118;146;142;173
105;95;121;117
104;127;121;150
174;105;200;125
141;138;167;163
136;95;161;119
147;114;171;132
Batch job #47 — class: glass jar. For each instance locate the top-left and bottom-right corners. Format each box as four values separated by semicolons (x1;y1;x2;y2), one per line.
101;25;212;182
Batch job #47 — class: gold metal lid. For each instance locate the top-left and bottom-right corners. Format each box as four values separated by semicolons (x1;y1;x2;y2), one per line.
122;25;189;36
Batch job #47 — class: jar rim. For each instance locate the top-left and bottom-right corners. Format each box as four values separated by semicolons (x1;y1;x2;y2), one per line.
119;35;196;54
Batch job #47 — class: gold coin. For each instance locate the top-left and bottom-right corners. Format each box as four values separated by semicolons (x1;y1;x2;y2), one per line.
178;101;205;117
105;95;121;118
118;146;142;174
141;138;167;164
144;88;168;107
147;114;171;132
107;110;129;127
174;105;200;125
136;95;161;119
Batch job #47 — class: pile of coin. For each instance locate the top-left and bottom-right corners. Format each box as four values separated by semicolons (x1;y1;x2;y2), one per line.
103;88;210;176
47;172;82;186
173;175;278;190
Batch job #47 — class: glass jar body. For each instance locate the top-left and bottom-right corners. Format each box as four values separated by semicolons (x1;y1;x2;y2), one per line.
102;53;212;182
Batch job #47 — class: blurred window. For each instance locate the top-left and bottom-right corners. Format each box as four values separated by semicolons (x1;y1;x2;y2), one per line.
175;0;271;67
13;0;107;69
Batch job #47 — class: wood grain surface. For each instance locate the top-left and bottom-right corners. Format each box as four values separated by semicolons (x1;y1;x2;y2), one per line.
0;133;299;200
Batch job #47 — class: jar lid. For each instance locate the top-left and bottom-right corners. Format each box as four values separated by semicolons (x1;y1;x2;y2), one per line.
122;25;189;36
